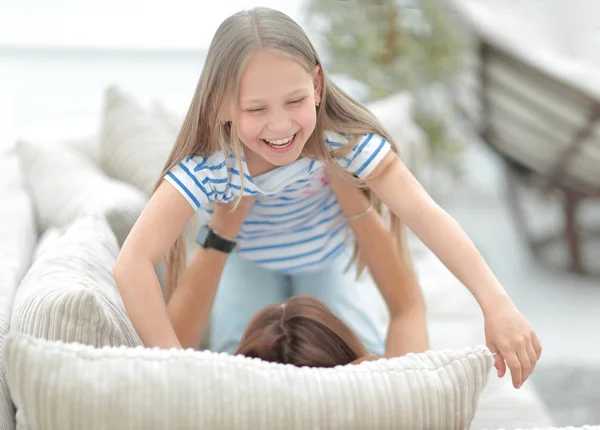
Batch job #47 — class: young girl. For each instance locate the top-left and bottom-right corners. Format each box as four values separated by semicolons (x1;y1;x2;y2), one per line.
114;7;541;389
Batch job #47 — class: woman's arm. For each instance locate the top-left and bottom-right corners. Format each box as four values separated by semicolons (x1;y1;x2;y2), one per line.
326;169;429;357
166;198;255;349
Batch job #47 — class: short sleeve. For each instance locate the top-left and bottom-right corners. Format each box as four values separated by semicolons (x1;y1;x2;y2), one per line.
333;133;393;179
164;155;223;210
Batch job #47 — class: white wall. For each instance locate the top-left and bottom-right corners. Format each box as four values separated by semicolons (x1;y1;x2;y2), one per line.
456;0;600;66
556;0;600;66
0;0;316;143
0;0;309;50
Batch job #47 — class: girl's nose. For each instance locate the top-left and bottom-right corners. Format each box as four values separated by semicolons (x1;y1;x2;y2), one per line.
267;109;292;133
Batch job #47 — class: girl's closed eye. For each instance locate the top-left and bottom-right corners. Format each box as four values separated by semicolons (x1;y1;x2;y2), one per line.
288;97;306;106
245;98;304;113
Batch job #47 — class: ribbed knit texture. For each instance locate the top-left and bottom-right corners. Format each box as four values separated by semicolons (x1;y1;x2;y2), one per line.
10;216;142;348
0;150;37;430
4;334;493;430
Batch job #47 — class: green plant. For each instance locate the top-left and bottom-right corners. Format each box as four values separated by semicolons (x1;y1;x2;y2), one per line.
305;0;467;179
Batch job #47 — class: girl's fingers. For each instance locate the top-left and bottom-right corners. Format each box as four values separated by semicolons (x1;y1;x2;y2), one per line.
526;341;538;377
490;346;506;378
504;352;523;388
516;346;533;387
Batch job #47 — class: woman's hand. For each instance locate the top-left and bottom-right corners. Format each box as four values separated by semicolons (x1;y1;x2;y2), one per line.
484;301;542;388
324;168;370;217
210;196;256;239
167;195;256;350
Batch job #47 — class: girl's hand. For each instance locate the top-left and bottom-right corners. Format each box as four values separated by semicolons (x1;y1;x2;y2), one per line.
484;301;542;389
210;196;256;238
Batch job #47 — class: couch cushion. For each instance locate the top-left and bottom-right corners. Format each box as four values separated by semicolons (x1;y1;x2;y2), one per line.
99;86;178;196
3;333;493;430
0;150;37;430
16;139;148;246
98;85;202;256
10;216;141;348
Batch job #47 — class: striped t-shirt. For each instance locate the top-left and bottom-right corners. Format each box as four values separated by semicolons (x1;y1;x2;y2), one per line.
165;131;392;273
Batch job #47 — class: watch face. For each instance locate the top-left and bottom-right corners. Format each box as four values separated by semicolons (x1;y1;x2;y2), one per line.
196;225;210;246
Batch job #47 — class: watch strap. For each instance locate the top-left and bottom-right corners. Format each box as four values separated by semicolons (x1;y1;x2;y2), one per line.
197;226;237;253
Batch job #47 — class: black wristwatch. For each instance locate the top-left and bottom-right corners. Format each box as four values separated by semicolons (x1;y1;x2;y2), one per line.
196;225;238;254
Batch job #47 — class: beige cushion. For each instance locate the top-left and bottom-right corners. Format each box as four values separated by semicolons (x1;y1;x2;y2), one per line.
16;139;148;247
3;333;493;430
99;86;176;196
98;85;202;253
0;150;37;430
32;227;62;262
62;134;100;163
10;216;141;348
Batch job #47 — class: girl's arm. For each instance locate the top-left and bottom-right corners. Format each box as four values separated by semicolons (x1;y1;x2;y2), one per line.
114;180;197;349
367;156;508;314
366;155;542;388
326;169;429;357
166;198;254;349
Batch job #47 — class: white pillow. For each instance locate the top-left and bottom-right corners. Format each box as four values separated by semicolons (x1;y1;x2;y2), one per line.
3;333;493;430
0;150;37;430
10;216;142;348
62;134;100;162
16;139;148;247
99;86;176;196
98;86;202;250
31;227;62;262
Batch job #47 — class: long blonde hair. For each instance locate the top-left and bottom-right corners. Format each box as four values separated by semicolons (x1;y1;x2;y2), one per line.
155;7;417;297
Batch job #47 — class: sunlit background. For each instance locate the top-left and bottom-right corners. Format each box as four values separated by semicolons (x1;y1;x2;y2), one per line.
1;0;599;427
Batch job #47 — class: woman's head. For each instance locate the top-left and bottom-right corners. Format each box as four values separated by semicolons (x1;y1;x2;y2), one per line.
235;295;368;368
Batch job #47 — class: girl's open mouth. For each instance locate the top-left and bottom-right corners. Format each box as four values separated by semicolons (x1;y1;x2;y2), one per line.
262;133;297;152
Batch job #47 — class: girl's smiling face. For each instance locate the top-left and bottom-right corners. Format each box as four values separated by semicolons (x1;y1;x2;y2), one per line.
233;50;322;173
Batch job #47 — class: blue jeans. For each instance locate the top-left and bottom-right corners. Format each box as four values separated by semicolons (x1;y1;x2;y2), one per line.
210;249;388;355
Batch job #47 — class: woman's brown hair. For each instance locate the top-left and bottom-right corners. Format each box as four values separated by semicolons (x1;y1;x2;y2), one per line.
235;295;369;368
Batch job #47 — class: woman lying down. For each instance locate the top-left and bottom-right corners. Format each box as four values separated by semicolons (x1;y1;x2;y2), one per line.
155;168;429;367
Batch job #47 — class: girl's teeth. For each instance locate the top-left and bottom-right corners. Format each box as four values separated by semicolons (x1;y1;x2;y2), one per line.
266;135;293;145
264;134;295;147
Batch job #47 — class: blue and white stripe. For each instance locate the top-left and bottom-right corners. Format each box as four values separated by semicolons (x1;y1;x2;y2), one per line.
165;131;392;273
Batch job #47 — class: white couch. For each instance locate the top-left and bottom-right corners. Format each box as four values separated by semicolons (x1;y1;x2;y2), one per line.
0;86;562;429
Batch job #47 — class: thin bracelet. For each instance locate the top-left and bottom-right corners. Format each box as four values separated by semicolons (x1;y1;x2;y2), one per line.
345;203;373;221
